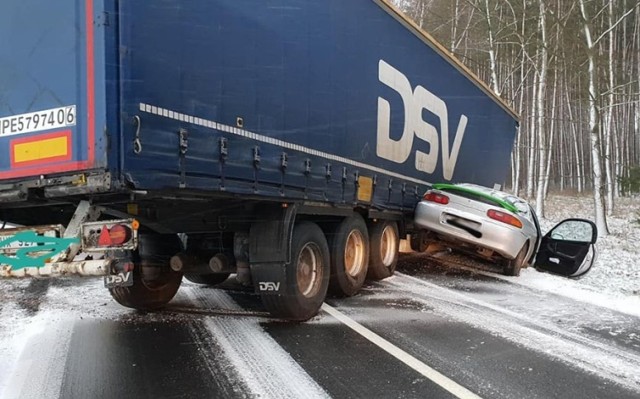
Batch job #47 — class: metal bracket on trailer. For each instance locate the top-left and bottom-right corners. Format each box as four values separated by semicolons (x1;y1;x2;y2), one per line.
1;260;112;278
0;200;106;277
57;200;103;261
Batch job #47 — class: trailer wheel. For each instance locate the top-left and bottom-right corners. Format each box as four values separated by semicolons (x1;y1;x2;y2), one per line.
184;273;230;286
367;221;399;281
109;234;183;310
328;214;369;297
261;222;330;321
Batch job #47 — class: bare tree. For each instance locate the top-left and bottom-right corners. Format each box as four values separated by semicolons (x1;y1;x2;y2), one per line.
534;0;549;217
394;0;639;224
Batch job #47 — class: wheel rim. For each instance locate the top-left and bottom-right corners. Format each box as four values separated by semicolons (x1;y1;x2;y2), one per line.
379;225;397;266
297;242;323;298
344;230;366;278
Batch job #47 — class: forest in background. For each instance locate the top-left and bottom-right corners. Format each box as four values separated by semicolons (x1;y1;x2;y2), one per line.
393;0;640;235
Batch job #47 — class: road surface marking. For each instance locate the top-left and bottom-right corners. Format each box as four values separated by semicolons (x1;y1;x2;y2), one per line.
389;273;640;391
321;303;482;399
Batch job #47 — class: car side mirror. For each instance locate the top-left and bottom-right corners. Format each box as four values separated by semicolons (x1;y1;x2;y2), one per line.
548;219;597;244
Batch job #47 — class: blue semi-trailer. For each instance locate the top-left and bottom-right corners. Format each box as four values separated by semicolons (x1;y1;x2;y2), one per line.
0;0;518;320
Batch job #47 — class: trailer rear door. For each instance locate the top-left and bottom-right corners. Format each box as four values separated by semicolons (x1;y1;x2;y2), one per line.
0;0;106;182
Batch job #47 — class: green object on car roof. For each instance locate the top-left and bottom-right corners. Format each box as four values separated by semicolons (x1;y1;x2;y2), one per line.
431;183;519;214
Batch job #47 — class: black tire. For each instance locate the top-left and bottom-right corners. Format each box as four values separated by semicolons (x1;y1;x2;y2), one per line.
410;231;430;253
261;222;330;321
109;234;183;310
328;214;370;297
184;273;230;286
367;221;399;280
503;243;528;277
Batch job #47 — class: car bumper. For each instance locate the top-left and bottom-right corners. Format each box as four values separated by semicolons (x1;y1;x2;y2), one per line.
414;202;527;259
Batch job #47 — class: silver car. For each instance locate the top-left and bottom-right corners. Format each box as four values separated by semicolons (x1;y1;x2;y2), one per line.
413;183;598;277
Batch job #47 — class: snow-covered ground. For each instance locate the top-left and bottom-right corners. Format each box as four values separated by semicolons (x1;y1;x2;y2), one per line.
533;193;640;298
424;193;640;317
0;193;638;397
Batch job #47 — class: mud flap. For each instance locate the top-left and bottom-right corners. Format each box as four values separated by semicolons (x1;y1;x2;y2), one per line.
248;203;297;295
250;262;287;295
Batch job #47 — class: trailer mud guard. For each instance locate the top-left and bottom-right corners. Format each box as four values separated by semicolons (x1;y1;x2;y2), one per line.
249;203;298;291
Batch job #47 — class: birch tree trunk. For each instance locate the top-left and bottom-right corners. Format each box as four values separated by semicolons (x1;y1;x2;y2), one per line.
451;0;459;53
483;0;500;95
578;0;609;236
543;66;558;198
527;70;538;199
534;0;548;217
604;0;615;215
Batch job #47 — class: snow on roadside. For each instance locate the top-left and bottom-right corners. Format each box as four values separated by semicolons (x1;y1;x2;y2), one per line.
0;192;637;397
443;193;640;317
386;274;640;392
0;279;127;398
532;194;640;299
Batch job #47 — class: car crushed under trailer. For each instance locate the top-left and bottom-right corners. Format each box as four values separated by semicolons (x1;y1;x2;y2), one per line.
0;0;520;320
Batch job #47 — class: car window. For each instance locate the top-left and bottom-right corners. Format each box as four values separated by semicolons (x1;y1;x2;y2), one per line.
550;220;595;242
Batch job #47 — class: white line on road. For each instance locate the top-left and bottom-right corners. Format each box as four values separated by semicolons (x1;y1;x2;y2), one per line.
389;272;640;390
321;303;483;399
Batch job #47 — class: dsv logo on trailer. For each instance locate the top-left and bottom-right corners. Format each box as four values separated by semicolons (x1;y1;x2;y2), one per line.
377;60;468;180
259;282;281;291
104;271;133;288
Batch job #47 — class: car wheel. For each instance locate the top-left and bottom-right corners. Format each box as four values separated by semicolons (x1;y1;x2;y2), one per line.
410;231;430;252
503;243;528;277
328;214;370;297
367;221;399;280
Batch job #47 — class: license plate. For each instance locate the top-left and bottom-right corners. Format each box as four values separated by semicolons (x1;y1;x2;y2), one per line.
0;105;76;137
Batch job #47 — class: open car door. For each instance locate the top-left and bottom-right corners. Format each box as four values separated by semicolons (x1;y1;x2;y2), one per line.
534;219;598;278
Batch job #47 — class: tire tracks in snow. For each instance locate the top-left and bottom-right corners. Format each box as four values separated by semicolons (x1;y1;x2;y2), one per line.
178;286;330;399
0;311;75;399
389;272;640;392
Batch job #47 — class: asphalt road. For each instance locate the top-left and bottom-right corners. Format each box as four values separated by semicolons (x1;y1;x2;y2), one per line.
1;253;639;399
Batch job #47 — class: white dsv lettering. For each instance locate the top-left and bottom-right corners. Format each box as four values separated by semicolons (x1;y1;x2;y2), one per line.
259;282;280;291
106;271;131;285
376;60;468;181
